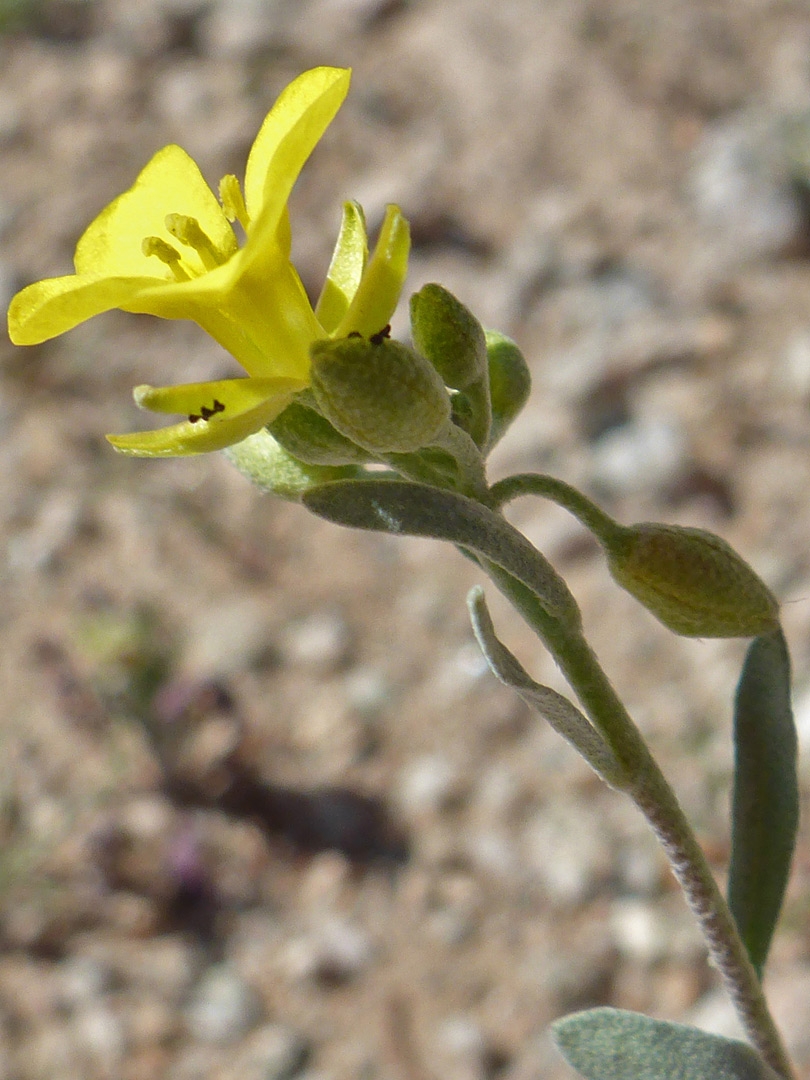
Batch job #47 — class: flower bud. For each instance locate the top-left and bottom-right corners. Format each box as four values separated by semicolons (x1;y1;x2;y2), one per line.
269;398;372;466
606;523;779;637
486;330;531;447
224;428;359;502
410;284;487;390
309;333;451;455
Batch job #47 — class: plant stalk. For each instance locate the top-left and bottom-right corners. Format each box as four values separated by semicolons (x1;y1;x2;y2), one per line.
482;561;796;1080
489;473;625;548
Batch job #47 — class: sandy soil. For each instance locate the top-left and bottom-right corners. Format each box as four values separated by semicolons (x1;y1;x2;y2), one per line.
2;1;810;1078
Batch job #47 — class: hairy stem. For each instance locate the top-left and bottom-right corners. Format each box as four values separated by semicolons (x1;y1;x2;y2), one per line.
482;562;795;1079
489;472;624;548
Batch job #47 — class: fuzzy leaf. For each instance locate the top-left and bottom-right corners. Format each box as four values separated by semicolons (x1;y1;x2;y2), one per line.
729;626;798;978
553;1008;778;1080
468;587;624;787
303;479;580;626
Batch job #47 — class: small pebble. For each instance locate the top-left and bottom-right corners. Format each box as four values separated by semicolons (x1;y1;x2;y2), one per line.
683;987;743;1039
522;805;611;904
608;898;670;963
433;1015;487;1080
74;1004;127;1069
58;955;112;1009
284;919;374;986
185;965;262;1043
220;1024;310;1080
396;754;463;818
590;416;688;497
199;0;283;58
465;827;517;880
474;763;520;818
343;666;392;717
690;112;805;262
777;331;810;400
183;599;273;678
280;611;354;672
6;491;83;572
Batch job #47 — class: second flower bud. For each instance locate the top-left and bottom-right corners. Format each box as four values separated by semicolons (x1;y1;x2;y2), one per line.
309;331;452;456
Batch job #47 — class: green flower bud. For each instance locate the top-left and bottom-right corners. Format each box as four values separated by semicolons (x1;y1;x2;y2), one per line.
606;523;779;638
410;284;488;390
224;427;359;502
486;330;531;447
310;332;451;455
269;397;372;466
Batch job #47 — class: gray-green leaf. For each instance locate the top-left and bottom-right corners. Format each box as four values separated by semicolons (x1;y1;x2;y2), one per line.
729;626;798;978
303;479;580;627
467;587;624;788
553;1008;779;1080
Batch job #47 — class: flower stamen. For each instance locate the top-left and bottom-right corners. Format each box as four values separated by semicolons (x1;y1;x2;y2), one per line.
219;174;250;232
141;236;191;282
188;398;226;424
165;213;224;271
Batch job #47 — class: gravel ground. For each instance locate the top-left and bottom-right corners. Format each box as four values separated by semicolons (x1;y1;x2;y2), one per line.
3;1;810;1078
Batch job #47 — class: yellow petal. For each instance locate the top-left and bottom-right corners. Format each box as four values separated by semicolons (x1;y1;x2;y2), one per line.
335;205;410;338
8;272;165;345
133;375;306;416
74;144;237;279
315;201;368;334
275;205;292;259
243;67;351;239
107;390;297;457
188;245;320;379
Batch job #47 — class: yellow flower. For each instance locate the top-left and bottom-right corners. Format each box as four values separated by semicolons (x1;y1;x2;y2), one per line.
7;67;410;455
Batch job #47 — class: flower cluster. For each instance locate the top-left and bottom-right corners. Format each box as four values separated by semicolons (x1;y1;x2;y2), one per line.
8;67;409;456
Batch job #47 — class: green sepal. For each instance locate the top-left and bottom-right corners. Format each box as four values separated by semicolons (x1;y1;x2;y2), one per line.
302;478;581;627
310;334;451;455
386;445;460;485
553;1008;779;1080
224;427;362;501
450;390;475;433
410;283;488;390
269;396;372;466
485;330;531;448
729;626;798;978
448;381;492;450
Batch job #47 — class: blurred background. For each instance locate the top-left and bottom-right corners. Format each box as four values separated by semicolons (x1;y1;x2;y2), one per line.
3;0;810;1077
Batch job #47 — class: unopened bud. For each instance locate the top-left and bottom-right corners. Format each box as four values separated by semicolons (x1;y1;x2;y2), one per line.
486;330;531;447
410;284;487;390
310;333;451;455
269;398;371;466
224;428;359;502
606;523;779;638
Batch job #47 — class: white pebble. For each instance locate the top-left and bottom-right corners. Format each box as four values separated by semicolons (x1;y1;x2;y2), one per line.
185;965;262;1043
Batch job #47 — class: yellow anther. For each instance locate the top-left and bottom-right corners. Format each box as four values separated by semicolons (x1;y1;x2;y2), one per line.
142;236;190;282
219;174;250;232
164;213;222;271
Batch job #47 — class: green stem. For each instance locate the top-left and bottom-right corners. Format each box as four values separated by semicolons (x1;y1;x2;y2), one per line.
483;561;795;1080
432;419;490;500
489;473;625;548
384;421;489;500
